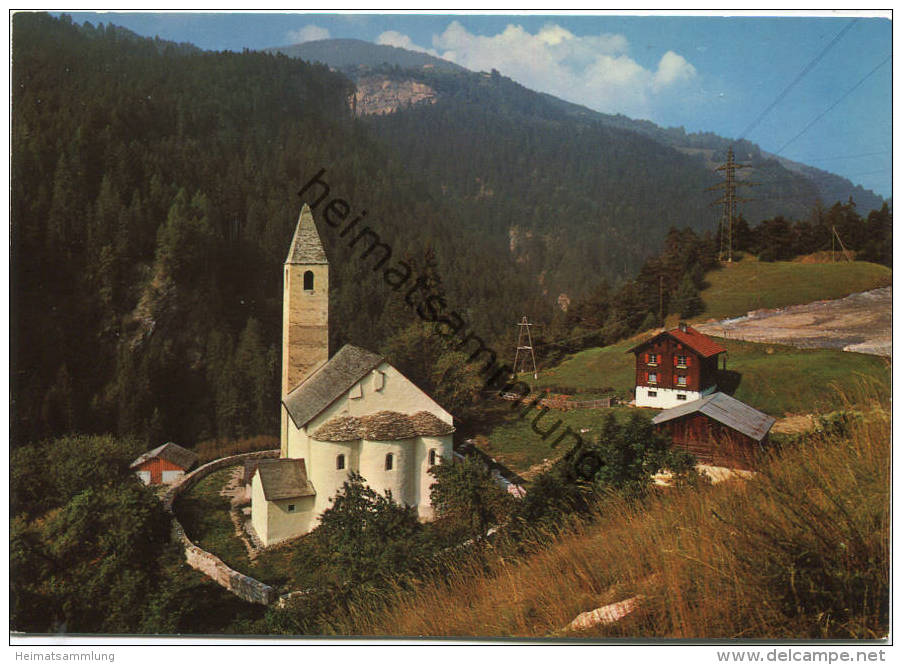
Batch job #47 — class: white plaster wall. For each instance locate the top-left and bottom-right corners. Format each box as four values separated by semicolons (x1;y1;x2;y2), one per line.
251;471;269;545
415;435;453;520
308;438;358;514
264;495;316;546
308;362;452;431
359;438;415;506
635;386;702;409
162;470;184;484
285;416;311;464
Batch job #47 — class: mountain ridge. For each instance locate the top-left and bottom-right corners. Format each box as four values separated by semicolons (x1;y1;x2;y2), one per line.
283;37;883;212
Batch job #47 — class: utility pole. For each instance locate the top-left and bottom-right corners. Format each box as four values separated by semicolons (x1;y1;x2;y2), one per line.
658;275;664;325
708;147;755;263
513;316;539;380
832;226;853;262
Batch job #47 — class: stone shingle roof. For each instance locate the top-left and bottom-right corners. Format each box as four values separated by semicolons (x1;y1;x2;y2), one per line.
283;344;384;428
312;410;455;442
285;204;328;265
255;458;316;500
408;411;456;436
130;442;198;471
359;411;418;440
652;392;776;442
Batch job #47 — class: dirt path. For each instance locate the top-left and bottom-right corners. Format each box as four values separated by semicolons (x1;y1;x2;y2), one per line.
696;287;891;357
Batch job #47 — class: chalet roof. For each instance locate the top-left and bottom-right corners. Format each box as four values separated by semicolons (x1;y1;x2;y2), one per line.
652;392;776;442
285;204;328;265
283;344;384;428
312;410;455;442
628;324;726;358
254;458;316;500
130;442;199;471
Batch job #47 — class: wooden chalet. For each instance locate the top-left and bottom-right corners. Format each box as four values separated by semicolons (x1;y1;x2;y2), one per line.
130;442;199;485
628;322;726;408
652;392;775;469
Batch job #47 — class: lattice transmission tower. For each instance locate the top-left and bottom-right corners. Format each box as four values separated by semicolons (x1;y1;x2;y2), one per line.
512;316;539;380
707;147;755;262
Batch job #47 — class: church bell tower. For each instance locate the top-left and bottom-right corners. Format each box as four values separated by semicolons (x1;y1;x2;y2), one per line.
282;204;329;397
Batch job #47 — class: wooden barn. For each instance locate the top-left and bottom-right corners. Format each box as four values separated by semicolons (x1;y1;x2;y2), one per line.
130;442;199;485
628;322;726;408
652;392;775;470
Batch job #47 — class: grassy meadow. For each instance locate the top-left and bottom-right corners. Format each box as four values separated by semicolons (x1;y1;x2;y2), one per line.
693;257;890;323
522;337;887;417
336;390;890;639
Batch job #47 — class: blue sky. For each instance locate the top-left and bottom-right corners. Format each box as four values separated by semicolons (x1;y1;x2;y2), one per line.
62;11;892;199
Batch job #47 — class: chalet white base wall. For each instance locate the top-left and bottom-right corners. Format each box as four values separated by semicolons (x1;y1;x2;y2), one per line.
635;386;706;409
164;449;280;605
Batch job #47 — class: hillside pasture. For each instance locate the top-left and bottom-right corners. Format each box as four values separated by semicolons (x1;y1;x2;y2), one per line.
694;257;890;323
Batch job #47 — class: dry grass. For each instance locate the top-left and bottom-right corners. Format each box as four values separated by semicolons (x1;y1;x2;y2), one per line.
336;389;889;639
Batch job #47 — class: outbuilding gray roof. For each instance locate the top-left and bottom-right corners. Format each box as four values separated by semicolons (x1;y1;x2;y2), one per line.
283;344;384;428
652;392;776;442
285;204;328;265
130;442;199;471
254;458;316;500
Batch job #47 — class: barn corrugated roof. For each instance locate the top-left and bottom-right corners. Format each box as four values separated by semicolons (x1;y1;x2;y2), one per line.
283;344;384;428
652;392;775;442
130;442;198;470
628;325;726;358
312;410;455;442
255;458;316;500
285;204;328;265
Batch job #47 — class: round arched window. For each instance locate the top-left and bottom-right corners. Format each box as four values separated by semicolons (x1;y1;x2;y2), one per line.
428;449;437;466
385;453;394;471
303;270;314;291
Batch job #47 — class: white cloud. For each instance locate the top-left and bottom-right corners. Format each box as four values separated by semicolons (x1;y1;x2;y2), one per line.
653;51;697;90
378;30;422;52
286;25;330;44
381;21;700;121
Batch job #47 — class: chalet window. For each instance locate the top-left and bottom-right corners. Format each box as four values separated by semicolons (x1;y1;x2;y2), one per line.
677;355;688;368
677;375;687;387
336;454;345;470
648;372;658;384
428;449;437;466
288;504;296;512
303;270;314;291
647;391;657;398
385;453;393;471
677;394;687;401
648;353;658;366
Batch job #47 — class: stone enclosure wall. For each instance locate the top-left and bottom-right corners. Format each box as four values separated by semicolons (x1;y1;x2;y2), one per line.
163;449;280;606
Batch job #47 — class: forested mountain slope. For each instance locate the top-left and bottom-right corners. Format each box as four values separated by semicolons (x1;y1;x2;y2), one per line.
11;13;538;446
287;39;884;216
10;14;888;449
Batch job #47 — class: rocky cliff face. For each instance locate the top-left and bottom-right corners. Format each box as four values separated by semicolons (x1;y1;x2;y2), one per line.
351;77;437;116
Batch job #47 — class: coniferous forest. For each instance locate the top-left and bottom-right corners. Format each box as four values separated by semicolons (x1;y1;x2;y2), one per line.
11;13;889;448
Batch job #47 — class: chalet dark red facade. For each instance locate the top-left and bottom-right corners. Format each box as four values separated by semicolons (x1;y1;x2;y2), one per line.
628;323;726;408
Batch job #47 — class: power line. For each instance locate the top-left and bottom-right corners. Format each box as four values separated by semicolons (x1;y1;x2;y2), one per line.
795;150;889;162
738;18;858;141
775;54;891;155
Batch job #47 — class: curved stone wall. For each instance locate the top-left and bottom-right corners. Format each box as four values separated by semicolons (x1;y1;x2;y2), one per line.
163;449;280;605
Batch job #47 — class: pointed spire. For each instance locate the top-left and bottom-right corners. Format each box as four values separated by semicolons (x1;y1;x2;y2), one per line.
285;204;328;265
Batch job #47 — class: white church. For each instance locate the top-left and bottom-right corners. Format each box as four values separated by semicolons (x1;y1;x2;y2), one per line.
250;204;455;546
